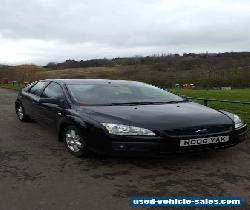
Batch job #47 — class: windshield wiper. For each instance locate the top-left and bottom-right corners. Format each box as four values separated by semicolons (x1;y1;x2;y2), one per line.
164;99;189;104
109;102;156;106
102;100;188;106
82;102;156;106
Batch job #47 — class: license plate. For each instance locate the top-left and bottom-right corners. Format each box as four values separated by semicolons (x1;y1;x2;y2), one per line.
180;136;229;147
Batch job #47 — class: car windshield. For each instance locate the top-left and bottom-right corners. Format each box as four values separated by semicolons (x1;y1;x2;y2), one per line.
67;83;185;105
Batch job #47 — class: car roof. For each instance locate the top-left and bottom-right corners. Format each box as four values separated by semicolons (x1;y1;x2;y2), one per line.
44;79;144;85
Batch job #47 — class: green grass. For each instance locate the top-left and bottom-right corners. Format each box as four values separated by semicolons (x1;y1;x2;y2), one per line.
170;88;250;138
0;83;24;91
170;88;250;101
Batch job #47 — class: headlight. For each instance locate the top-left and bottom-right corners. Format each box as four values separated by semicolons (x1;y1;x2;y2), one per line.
101;123;156;136
233;114;244;129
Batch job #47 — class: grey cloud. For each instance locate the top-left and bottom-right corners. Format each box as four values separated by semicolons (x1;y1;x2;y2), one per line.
0;0;250;64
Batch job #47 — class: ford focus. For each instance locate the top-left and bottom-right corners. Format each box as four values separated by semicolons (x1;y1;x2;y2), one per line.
15;79;247;157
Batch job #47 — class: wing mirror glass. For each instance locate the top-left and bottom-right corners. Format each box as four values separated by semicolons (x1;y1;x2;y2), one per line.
181;95;189;101
39;98;68;108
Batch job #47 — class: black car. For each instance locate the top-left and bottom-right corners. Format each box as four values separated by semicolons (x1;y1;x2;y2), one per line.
15;79;247;157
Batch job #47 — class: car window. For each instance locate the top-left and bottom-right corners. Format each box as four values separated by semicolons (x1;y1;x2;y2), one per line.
29;81;46;96
41;82;64;99
23;81;37;93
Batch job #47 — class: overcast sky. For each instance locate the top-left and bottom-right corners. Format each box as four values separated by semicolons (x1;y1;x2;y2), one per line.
1;0;250;65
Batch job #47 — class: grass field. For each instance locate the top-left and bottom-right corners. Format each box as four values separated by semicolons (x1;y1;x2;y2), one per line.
170;88;250;101
171;88;250;137
0;83;24;91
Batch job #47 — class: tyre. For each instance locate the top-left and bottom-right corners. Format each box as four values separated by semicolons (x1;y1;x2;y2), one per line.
63;125;89;157
16;104;30;122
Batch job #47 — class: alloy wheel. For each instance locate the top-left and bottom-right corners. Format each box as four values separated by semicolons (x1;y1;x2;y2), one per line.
17;106;24;120
65;129;83;152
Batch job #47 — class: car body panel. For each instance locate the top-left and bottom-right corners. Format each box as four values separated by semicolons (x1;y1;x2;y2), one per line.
78;102;233;131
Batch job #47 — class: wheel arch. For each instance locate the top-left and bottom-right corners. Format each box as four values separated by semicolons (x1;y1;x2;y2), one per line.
15;100;22;111
57;116;87;142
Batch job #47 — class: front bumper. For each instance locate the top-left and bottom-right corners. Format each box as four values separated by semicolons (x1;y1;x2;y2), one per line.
88;125;248;156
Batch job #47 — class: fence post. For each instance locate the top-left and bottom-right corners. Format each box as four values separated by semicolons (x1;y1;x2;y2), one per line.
204;99;208;106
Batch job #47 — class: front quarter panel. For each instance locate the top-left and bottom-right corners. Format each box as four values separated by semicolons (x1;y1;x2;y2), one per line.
57;109;103;141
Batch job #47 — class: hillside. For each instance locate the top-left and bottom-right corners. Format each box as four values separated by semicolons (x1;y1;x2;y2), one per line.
1;52;250;87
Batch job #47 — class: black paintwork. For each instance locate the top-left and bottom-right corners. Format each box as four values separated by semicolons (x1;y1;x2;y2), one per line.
15;79;247;155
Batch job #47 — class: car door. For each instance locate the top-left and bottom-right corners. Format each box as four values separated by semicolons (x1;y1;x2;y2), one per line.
36;82;67;129
22;81;47;118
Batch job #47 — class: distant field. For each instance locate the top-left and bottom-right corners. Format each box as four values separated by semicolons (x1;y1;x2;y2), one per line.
170;88;250;101
171;88;250;138
0;83;24;91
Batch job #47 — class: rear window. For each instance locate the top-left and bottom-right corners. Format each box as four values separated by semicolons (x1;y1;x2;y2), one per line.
22;81;37;92
29;81;46;96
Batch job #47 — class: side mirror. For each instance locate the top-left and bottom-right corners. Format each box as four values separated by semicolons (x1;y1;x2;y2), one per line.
39;98;60;105
181;95;190;101
38;98;68;108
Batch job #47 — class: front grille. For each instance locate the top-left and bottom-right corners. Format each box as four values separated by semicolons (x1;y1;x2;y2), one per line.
164;125;233;138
